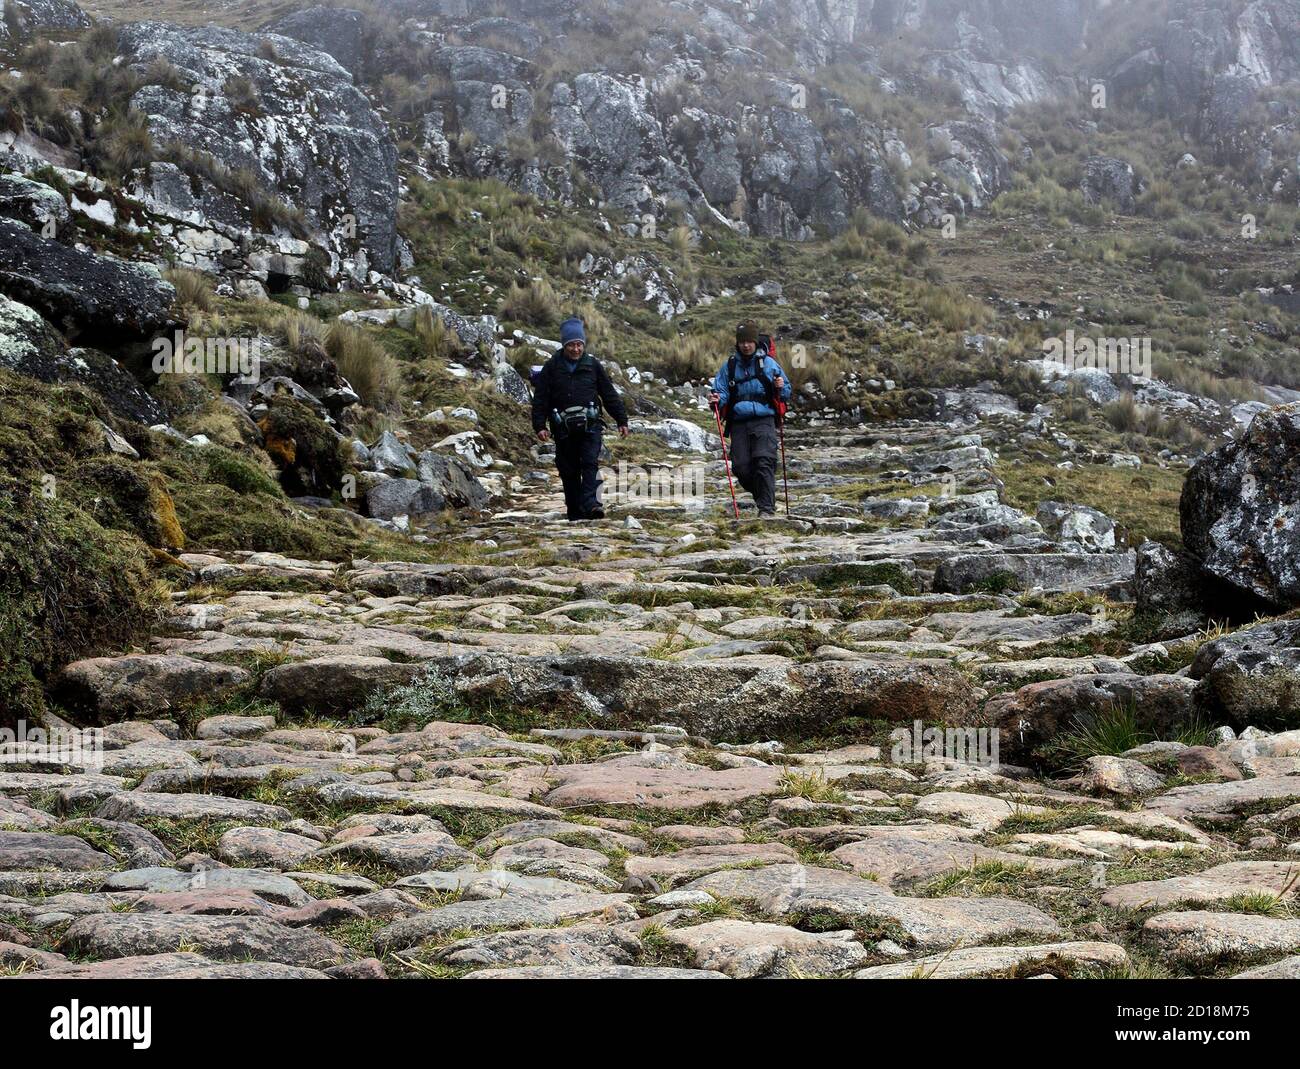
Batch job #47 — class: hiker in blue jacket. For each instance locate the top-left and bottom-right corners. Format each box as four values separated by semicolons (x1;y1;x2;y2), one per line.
709;322;791;517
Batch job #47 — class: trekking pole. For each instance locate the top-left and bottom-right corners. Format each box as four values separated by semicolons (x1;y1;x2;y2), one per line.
711;400;741;521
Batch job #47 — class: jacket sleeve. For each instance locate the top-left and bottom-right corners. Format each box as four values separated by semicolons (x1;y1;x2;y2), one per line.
767;357;792;401
531;361;550;433
712;363;730;411
597;362;629;427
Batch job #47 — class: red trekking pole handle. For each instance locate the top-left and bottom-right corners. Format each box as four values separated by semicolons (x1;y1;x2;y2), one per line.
711;400;741;521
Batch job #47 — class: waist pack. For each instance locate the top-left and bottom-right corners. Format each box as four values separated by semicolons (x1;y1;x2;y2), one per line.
550;404;601;439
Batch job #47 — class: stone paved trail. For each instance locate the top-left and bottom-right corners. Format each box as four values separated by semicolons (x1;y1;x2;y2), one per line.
4;416;1299;979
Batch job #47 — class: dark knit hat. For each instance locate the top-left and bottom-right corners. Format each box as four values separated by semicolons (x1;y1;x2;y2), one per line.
736;322;759;346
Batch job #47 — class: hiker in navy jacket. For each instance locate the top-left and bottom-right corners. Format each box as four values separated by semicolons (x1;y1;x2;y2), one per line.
709;322;791;517
531;317;629;522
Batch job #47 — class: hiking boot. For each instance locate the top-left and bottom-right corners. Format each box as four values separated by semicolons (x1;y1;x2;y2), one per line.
586;508;606;521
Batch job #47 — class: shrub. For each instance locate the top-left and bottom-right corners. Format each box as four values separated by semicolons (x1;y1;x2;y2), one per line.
641;330;730;383
1103;393;1142;433
223;75;262;115
0;481;160;718
0;373;163;717
279;309;328;362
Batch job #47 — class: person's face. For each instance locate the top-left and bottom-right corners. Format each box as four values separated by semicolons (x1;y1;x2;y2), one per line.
564;340;585;360
738;341;757;358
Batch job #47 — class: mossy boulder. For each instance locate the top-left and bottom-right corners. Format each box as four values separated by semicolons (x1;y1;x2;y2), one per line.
0;475;160;719
257;395;345;498
0;293;165;423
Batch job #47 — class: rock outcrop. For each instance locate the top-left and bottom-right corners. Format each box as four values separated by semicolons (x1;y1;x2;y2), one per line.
1181;403;1300;611
0;0;91;40
0;219;178;345
1191;619;1300;726
117;21;401;280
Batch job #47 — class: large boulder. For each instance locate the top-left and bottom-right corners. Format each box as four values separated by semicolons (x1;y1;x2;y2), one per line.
933;550;1135;595
117;21;400;278
365;454;489;520
1190;619;1300;727
406;652;980;742
0;220;178;345
259;655;424;715
1036;501;1116;553
417;452;491;510
264;6;372;77
54;655;251;720
984;674;1198;762
1134;540;1205;619
0;173;72;233
1181;403;1300;611
1081;155;1142;212
628;418;720;454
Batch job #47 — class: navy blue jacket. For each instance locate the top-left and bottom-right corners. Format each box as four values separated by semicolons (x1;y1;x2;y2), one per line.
531;350;628;433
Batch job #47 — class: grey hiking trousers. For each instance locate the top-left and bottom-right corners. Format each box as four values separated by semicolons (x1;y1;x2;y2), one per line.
729;416;779;513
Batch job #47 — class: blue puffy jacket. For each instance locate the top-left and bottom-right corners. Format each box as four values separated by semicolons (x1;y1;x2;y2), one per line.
713;348;792;424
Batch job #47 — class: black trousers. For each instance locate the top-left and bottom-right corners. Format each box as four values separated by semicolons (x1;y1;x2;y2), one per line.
554;427;604;519
729;416;778;512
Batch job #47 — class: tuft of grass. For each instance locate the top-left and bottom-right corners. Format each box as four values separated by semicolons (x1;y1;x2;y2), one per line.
1219;892;1294;918
777;769;849;804
325;322;402;412
164;268;215;314
498;277;562;331
1047;703;1218;767
920;860;1032;897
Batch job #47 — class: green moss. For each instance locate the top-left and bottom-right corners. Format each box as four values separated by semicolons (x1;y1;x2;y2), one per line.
0;475;159;718
811;562;918;595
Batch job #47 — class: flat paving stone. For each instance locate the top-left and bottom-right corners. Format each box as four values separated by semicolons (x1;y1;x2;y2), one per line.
855;941;1130;979
375;894;637;952
1101;862;1300;911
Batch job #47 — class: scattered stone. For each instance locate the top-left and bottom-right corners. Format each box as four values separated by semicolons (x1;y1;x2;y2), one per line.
1144;911;1300;965
313;831;478;875
1080;756;1167;796
95;793;293;825
375;894;636;952
218;827;321;869
465;965;727;979
436;925;642;968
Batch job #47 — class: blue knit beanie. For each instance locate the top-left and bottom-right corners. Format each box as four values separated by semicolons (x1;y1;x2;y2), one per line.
560;318;587;346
